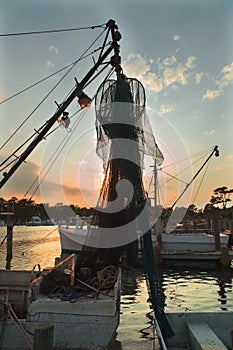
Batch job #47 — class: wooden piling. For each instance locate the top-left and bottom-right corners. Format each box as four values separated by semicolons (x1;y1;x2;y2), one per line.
154;243;163;266
33;324;54;350
219;247;230;266
231;329;233;350
213;211;221;250
5;209;15;270
6;225;13;269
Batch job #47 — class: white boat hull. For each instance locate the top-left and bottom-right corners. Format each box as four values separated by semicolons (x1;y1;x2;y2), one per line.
152;233;229;252
0;268;121;350
157;311;233;349
59;227;87;253
59;226;230;254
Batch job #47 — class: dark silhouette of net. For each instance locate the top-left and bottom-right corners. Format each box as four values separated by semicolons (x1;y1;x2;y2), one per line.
78;74;174;337
79;74;163;268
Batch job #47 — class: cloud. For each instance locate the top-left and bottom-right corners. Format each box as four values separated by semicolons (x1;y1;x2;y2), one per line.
0;159;91;206
47;61;54;68
195;73;203;84
49;45;59;54
122;53;196;94
162;56;177;66
159;104;176;116
216;62;233;89
202;61;233;100
202;89;222;100
186;56;196;69
173;35;181;41
204;129;216;135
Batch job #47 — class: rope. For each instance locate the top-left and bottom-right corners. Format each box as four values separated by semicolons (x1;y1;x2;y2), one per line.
24;66;114;199
0;44;110;107
0;27;106;151
5;303;33;349
0;24;105;37
24;107;88;199
97;265;118;289
192;157;211;204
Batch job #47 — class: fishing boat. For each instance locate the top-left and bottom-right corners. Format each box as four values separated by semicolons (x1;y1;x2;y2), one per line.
59;219;230;255
1;17;232;350
151;231;230;252
0;18;168;349
0;256;121;350
0;19;129;349
59;219;91;254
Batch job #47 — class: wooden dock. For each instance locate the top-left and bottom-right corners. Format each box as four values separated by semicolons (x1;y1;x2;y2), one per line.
154;247;233;266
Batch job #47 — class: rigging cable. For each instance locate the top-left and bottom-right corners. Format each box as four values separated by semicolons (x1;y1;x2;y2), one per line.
161;147;212;170
0;28;107;152
24;67;115;200
0;43;111;106
191;158;211;204
158;149;211;188
0;24;105;37
0;64;113;173
24;108;88;200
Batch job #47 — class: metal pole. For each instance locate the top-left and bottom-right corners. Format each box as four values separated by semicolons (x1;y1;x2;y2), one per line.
0;20;120;189
171;145;219;209
154;159;157;208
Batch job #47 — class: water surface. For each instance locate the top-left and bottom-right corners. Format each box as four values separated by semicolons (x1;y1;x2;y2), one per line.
0;226;232;349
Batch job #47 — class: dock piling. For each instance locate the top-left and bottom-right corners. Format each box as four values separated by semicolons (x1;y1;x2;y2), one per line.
33;324;54;350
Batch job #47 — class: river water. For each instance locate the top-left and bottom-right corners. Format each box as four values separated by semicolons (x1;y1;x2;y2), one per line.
0;226;233;350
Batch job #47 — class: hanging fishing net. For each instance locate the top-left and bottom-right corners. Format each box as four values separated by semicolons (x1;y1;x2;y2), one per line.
78;74;174;337
79;74;163;267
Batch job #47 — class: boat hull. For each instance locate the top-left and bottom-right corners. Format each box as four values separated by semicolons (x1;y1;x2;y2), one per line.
160;311;233;349
152;233;229;252
59;227;230;255
0;268;121;350
59;227;87;253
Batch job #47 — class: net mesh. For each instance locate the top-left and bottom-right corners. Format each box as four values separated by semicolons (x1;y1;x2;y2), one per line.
79;75;163;268
78;74;174;337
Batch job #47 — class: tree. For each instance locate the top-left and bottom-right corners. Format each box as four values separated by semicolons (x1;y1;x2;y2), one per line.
210;186;233;209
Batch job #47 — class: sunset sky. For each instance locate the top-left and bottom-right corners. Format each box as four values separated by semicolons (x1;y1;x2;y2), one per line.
0;0;232;210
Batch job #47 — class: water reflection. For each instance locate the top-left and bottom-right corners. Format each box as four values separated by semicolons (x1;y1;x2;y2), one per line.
0;226;60;270
116;267;156;350
161;265;233;312
0;227;233;349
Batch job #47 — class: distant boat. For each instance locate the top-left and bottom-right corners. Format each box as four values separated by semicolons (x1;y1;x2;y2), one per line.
151;231;230;252
25;216;41;226
59;221;230;255
59;215;92;253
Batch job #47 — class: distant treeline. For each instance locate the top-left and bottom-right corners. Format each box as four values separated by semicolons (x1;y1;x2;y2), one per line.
0;195;233;226
0;197;92;225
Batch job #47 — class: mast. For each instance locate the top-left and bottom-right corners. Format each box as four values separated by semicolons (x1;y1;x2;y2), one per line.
170;145;219;209
0;19;121;189
153;159;157;207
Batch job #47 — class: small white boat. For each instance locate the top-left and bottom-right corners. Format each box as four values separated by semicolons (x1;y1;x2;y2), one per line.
155;311;233;349
59;220;230;256
59;215;92;253
152;232;230;252
25;216;42;226
0;257;121;350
